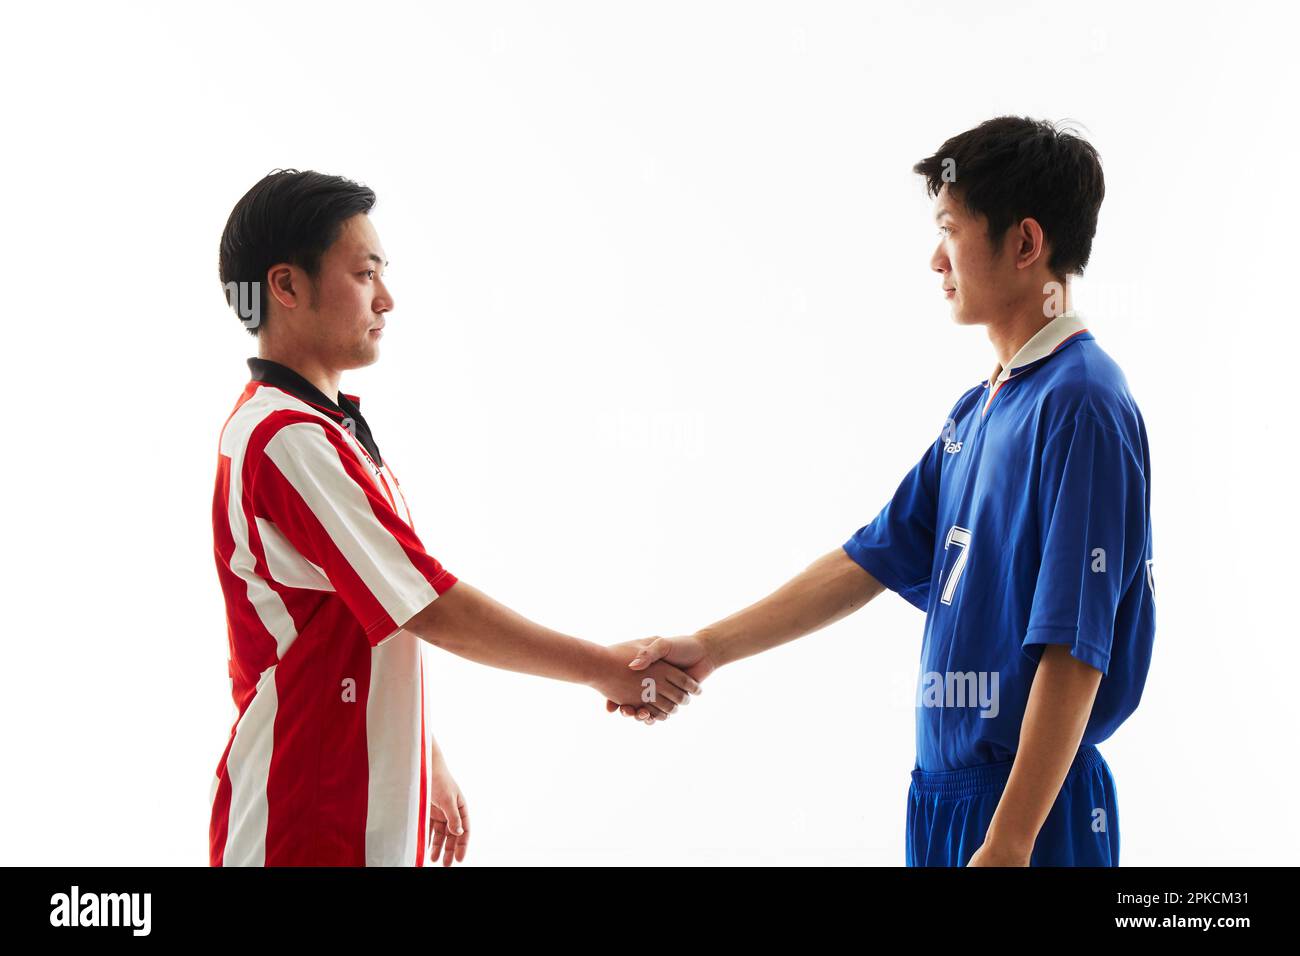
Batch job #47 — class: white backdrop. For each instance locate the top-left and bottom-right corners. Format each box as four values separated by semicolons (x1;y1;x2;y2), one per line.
1;0;1294;866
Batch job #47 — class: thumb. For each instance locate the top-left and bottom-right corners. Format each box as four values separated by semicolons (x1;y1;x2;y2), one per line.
628;637;671;670
443;799;464;836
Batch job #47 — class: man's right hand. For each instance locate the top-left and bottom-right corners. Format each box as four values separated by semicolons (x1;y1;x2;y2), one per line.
589;641;703;721
605;634;717;724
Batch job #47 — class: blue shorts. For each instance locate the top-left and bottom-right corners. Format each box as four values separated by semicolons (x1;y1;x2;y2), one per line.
906;744;1120;866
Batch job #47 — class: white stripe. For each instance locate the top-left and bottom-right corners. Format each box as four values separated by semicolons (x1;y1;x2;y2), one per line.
386;466;413;525
221;665;278;866
365;633;424;865
263;421;438;630
256;516;334;591
221;390;302;660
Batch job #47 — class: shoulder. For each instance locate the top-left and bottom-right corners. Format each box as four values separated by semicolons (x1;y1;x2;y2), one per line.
230;385;356;474
1032;341;1151;478
1039;340;1146;437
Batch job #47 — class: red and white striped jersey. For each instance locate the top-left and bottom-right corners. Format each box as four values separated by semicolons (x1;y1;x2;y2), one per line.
209;358;457;866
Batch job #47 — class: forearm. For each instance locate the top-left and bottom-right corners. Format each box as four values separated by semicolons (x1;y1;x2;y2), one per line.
697;547;884;668
405;580;603;686
429;730;448;769
984;644;1103;857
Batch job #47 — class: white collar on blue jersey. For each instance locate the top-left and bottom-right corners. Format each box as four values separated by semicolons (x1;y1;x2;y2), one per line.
984;309;1089;390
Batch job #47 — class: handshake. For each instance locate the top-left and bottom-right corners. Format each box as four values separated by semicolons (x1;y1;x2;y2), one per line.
408;549;874;729
594;634;717;725
413;549;879;865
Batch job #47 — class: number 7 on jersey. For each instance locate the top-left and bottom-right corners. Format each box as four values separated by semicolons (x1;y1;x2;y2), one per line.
938;525;972;605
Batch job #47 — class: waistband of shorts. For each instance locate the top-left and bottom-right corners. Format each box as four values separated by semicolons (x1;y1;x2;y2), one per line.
910;745;1106;799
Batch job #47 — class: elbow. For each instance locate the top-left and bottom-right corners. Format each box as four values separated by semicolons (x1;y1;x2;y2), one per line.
403;597;452;649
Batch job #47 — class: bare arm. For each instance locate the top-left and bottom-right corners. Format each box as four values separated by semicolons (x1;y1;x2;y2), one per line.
971;643;1104;865
611;547;885;721
406;580;602;683
403;579;702;717
696;547;886;668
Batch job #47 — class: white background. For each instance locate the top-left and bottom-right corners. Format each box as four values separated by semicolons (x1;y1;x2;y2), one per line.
1;1;1295;866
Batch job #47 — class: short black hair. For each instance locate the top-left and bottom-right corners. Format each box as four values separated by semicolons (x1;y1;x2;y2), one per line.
218;169;377;336
913;117;1104;279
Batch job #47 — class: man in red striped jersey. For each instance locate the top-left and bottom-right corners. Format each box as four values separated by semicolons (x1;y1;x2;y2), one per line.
211;169;702;867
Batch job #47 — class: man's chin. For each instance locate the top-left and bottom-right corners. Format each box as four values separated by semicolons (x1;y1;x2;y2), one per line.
337;348;381;372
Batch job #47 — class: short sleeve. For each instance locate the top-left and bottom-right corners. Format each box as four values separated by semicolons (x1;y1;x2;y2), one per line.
250;419;458;646
1022;412;1146;675
843;437;941;611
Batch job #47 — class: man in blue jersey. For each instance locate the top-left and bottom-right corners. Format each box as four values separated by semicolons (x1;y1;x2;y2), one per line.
608;116;1155;867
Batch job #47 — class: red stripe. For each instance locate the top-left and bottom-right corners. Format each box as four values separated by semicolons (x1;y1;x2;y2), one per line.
263;603;373;865
209;730;235;866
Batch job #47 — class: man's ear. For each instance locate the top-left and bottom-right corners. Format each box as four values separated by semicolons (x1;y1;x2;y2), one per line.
267;263;300;310
1015;217;1048;271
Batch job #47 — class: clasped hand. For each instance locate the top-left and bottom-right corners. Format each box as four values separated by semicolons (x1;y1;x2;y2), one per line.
596;634;716;725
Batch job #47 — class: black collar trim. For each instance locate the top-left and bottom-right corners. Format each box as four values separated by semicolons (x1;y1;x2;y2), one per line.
246;357;384;468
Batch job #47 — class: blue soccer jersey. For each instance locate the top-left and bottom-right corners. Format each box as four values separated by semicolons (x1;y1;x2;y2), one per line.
844;310;1155;772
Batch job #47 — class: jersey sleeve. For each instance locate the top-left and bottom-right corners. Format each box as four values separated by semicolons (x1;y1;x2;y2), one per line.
249;418;458;647
842;436;941;611
1022;411;1146;675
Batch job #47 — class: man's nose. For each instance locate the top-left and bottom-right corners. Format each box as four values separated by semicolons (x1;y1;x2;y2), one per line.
931;244;949;275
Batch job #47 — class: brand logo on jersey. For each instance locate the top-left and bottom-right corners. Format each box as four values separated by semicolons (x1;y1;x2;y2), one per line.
940;417;961;453
338;417;382;477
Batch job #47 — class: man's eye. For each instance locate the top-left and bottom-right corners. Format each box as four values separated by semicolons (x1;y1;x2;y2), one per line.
937;226;952;237
364;269;376;279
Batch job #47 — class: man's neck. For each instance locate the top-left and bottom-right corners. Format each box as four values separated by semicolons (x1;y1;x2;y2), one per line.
986;284;1072;381
257;348;342;404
